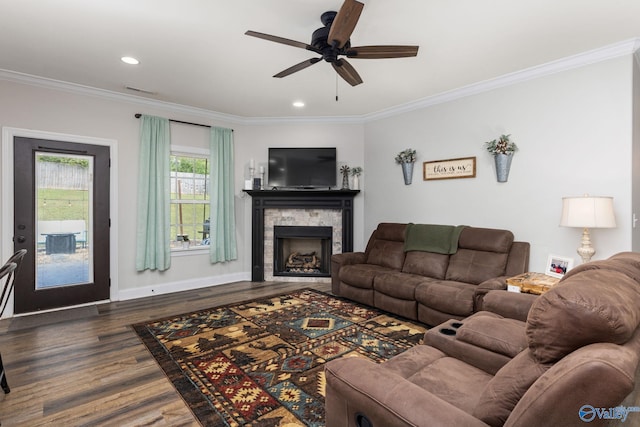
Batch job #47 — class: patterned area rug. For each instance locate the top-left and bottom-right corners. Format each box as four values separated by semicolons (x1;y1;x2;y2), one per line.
133;288;426;426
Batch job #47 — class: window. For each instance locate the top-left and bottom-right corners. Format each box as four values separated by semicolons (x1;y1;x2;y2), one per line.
170;152;210;250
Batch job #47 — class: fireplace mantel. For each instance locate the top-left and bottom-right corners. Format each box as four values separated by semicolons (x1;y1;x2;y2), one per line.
244;189;359;281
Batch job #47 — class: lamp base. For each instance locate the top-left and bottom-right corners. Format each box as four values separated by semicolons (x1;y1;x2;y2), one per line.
577;227;595;264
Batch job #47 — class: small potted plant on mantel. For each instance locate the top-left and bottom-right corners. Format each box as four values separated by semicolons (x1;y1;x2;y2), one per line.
395;148;417;185
484;134;517;182
350;166;363;190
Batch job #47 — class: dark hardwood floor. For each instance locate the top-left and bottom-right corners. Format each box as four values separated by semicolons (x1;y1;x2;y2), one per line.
0;280;331;426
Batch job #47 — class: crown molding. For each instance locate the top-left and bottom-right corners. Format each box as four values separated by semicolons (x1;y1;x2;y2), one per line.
1;38;638;126
0;69;245;125
362;37;640;122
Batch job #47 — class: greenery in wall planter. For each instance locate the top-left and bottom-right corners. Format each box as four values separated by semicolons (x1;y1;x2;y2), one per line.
395;148;417;185
485;134;518;182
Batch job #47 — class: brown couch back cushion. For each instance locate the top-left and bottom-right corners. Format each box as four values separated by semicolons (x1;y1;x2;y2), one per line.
458;227;514;253
402;251;449;279
527;268;640;364
562;251;640;284
365;223;407;270
445;227;514;285
472;350;550;427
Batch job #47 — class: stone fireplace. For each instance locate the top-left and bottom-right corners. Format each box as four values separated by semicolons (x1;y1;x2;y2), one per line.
245;189;359;282
264;211;341;282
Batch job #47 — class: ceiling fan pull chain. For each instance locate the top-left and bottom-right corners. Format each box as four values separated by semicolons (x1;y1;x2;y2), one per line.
336;73;339;102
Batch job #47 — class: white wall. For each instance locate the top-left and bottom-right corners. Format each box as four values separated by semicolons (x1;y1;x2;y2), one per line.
363;55;634;272
632;54;640;252
0;80;365;308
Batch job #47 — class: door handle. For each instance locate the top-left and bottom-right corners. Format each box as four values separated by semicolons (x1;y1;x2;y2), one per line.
16;236;26;243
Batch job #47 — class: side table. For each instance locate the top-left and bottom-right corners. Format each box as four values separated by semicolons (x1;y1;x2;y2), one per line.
506;272;560;295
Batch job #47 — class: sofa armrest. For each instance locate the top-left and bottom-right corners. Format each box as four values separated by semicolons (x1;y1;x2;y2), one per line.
473;276;508;311
325;357;490;427
331;252;366;294
482;290;537;322
332;252;366;266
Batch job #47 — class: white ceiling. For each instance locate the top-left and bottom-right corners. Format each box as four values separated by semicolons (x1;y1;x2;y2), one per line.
2;0;640;119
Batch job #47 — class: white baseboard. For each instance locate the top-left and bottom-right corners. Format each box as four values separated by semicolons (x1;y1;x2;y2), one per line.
117;272;252;301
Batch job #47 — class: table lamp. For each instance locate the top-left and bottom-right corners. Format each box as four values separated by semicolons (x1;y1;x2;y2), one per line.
559;195;616;263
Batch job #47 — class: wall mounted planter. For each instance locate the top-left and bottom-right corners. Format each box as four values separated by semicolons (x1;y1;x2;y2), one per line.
494;153;513;182
401;162;414;185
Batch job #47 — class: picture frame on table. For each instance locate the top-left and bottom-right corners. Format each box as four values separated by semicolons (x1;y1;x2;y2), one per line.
546;254;574;278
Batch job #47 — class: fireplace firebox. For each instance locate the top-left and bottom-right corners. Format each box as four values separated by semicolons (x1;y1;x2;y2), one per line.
273;226;332;277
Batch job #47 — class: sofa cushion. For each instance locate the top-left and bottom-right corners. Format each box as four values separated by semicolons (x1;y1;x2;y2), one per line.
458;227;514;253
382;344;447;379
402;251;449;279
444;227;513;284
373;272;426;300
366;239;406;270
369;222;407;242
457;315;527;358
415;281;476;317
339;264;394;289
472;350;550;427
407;357;494;414
527;269;640;364
446;249;509;285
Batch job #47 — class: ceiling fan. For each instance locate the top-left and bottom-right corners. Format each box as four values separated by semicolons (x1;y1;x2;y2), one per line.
245;0;419;86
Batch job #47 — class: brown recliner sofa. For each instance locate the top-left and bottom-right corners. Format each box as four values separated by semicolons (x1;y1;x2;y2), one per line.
325;252;640;427
331;223;530;325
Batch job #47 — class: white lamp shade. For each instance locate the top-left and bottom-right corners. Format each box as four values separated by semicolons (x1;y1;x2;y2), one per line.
560;196;616;228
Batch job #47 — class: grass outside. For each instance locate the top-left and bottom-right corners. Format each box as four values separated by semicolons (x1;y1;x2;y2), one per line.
38;189;89;220
38;189;209;244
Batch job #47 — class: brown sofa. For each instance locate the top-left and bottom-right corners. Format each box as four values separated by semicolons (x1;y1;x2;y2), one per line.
325;252;640;427
331;223;530;325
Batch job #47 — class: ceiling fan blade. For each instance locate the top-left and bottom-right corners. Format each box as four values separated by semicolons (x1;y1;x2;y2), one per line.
328;0;364;49
346;45;419;59
274;58;322;78
245;30;322;54
332;58;363;86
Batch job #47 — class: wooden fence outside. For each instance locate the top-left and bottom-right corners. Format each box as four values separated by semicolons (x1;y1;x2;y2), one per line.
39;162;210;195
38;162;88;190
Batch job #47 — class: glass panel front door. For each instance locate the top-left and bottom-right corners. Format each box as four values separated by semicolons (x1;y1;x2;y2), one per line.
13;136;110;314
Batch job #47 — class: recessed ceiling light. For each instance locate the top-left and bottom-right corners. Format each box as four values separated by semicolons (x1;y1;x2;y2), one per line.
121;56;139;65
293;101;305;108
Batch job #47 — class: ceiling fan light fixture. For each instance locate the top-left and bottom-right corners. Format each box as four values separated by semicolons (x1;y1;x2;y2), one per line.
121;56;140;65
245;0;417;87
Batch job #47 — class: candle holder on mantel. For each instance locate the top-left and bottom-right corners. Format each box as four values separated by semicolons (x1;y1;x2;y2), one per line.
246;166;255;190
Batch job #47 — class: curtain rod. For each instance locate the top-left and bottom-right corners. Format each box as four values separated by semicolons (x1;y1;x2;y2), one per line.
134;113;233;131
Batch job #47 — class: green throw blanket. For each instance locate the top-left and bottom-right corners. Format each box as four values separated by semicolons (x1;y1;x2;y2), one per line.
404;224;466;254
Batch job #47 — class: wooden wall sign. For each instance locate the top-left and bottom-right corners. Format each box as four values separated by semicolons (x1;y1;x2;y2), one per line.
423;156;476;181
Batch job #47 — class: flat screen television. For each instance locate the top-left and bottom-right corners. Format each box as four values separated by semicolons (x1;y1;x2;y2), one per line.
268;147;337;189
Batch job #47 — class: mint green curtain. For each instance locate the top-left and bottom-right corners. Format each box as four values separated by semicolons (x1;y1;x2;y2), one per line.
210;127;237;263
136;115;171;271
